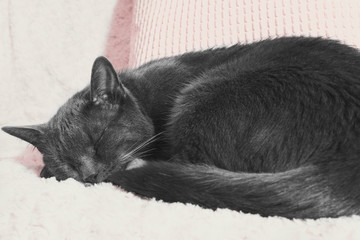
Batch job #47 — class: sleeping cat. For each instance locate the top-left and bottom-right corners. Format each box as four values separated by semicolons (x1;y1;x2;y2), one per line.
3;37;360;219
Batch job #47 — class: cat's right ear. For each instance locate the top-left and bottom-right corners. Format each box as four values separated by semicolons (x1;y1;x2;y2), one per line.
2;125;45;148
90;56;126;104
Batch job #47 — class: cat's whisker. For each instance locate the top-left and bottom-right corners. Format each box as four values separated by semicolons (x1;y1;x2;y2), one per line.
121;132;163;164
120;136;153;161
135;148;156;159
127;133;161;156
85;132;161;176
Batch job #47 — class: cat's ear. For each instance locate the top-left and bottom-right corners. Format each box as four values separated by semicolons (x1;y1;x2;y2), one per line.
2;125;45;147
90;56;126;104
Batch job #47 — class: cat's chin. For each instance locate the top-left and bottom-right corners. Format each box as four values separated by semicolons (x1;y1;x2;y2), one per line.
125;158;147;170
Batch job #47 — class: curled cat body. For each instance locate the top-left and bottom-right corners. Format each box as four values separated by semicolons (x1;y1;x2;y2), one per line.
3;37;360;219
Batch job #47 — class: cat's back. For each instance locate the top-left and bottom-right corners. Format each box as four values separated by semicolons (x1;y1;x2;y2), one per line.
169;37;360;171
179;37;360;109
225;37;360;76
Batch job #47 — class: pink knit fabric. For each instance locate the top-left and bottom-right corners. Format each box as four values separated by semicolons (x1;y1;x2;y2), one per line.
104;0;134;69
128;0;360;68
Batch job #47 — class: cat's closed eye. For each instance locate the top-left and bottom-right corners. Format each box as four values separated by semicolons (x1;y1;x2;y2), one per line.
93;127;108;152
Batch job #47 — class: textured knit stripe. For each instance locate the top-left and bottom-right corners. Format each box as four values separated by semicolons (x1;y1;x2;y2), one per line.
129;0;360;68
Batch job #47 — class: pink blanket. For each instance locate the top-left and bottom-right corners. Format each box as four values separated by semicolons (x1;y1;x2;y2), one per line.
106;0;360;70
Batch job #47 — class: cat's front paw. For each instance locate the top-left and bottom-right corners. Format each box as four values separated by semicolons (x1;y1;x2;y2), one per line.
125;158;147;170
102;158;147;186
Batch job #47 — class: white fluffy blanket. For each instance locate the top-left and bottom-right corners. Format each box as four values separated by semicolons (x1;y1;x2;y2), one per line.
1;1;360;239
1;159;360;240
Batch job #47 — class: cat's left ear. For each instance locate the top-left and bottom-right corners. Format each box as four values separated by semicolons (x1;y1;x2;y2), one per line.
2;124;45;148
90;56;126;104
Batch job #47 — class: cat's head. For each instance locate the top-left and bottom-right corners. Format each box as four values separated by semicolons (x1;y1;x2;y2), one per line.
2;57;154;183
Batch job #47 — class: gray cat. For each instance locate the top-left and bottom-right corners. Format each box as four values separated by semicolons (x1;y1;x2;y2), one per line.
3;37;360;219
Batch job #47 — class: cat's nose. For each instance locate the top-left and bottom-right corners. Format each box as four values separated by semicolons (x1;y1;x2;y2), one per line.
84;174;98;183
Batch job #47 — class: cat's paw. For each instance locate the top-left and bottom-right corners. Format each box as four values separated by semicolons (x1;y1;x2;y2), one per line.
97;158;147;185
101;158;147;186
125;158;147;170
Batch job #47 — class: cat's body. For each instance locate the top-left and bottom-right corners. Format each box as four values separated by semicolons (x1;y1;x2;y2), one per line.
3;37;360;219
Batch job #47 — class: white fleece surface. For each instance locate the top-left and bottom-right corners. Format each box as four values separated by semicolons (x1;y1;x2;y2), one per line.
1;160;360;240
1;1;360;239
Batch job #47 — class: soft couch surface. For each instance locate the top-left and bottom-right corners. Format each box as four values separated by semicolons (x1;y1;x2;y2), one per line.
1;1;360;239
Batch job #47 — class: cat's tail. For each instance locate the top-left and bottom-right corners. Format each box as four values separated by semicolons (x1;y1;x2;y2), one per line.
107;159;360;219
